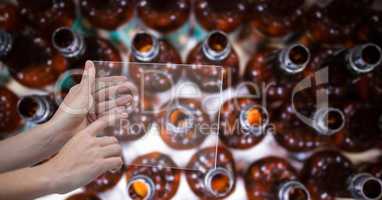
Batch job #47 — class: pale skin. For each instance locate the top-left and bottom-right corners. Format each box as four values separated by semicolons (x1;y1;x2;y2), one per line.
0;61;132;199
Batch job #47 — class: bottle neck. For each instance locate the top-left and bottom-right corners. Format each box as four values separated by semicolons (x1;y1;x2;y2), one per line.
202;30;231;61
165;105;194;135
278;180;311;200
0;30;12;57
348;173;382;200
126;175;155;200
204;167;234;198
346;43;382;74
239;104;269;136
312;107;345;136
17;95;56;124
131;32;160;62
278;43;310;74
52;27;86;59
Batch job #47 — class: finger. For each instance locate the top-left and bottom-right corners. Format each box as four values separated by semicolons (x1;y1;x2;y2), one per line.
101;157;123;172
85;114;123;137
101;144;122;158
80;61;95;93
96;136;119;147
95;82;136;102
95;95;132;114
98;106;129;118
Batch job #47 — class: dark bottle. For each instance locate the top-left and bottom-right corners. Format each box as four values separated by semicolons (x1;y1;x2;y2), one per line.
159;98;210;150
17;94;58;124
0;29;67;88
305;0;370;45
79;0;135;30
65;193;101;200
355;10;382;47
193;0;248;33
85;167;123;193
128;32;182;93
186;30;239;92
18;0;75;38
358;157;382;180
245;157;310;200
302;150;382;200
52;27;122;74
0;2;22;32
332;102;381;152
125;152;180;200
274;90;345;152
137;0;191;33
0;87;21;134
244;43;311;111
218;97;269;149
250;0;305;39
185;146;236;199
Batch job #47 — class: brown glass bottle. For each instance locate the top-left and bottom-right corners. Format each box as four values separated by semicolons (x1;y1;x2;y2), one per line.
65;193;101;200
17;94;58;125
52;27;122;74
218;97;269;149
305;0;370;45
159;98;209;150
186;31;239;92
79;0;134;30
355;10;382;47
250;0;305;38
186;146;236;199
85;167;123;193
125;152;180;200
128;32;182;93
358;157;382;180
0;29;67;88
0;87;21;134
137;0;191;33
193;0;248;33
244;43;311;111
18;0;75;38
302;150;382;200
0;2;22;32
245;157;310;200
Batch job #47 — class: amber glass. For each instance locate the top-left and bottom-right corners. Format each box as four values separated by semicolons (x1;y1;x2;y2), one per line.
245;157;309;200
218;97;269;149
65;193;101;200
0;2;22;32
358;157;382;180
85;167;123;193
125;152;180;200
17;94;58;124
137;0;191;33
185;147;236;199
79;0;134;30
159;98;209;150
0;87;21;134
18;0;75;38
0;29;67;88
186;31;239;92
52;27;122;73
356;10;382;47
128;32;182;93
244;43;311;112
194;0;248;33
305;0;370;44
250;0;305;38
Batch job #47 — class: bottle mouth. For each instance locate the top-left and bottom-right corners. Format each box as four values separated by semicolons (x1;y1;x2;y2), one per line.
348;43;382;74
278;181;311;200
52;27;85;58
126;175;155;200
239;105;269;136
165;105;195;135
279;43;310;74
350;173;382;200
313;107;345;136
204;167;234;198
17;95;49;123
131;32;160;62
0;30;12;57
202;30;231;61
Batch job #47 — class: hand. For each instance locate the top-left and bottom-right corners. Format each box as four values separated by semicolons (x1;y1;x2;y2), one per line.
41;113;125;194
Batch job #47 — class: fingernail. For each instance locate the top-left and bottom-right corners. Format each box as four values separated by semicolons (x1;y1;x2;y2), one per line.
120;112;129;118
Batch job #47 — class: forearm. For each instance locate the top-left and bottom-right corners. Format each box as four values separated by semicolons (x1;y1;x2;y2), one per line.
0;165;53;200
0;122;71;172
